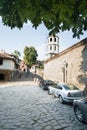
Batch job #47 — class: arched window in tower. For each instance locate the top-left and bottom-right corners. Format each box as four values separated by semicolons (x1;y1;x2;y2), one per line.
50;38;52;42
54;46;56;51
54;37;56;42
50;46;52;50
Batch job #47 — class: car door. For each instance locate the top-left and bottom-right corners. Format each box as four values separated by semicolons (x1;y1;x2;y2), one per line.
56;85;63;97
52;85;58;97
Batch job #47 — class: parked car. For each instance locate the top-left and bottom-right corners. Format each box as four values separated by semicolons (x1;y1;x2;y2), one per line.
39;80;57;90
73;97;87;124
48;83;84;103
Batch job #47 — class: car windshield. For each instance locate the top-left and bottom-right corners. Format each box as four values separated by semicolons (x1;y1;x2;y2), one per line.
63;85;71;90
63;84;79;90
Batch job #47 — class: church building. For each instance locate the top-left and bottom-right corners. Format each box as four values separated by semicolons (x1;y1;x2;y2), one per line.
44;35;87;90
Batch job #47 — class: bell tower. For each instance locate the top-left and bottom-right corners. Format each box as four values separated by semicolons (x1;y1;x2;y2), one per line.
46;34;59;60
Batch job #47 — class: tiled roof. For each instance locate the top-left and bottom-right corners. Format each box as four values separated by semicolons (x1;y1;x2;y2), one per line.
0;52;14;60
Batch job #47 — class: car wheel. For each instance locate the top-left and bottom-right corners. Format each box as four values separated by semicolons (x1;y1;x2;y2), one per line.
74;107;84;123
59;95;64;103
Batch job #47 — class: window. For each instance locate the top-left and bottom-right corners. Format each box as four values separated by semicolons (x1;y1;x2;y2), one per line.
54;46;56;51
50;38;52;42
0;58;3;65
57;85;62;90
54;37;56;42
50;46;52;50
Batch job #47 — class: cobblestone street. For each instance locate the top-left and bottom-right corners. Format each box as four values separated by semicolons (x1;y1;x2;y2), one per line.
0;84;87;130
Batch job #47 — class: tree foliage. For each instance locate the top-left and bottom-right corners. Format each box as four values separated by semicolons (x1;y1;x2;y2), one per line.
0;0;87;38
12;50;21;58
23;46;38;66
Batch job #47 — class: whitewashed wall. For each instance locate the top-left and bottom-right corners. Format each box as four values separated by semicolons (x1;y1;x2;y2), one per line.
0;59;15;70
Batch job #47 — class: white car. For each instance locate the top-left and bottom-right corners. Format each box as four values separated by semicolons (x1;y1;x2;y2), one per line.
48;83;84;103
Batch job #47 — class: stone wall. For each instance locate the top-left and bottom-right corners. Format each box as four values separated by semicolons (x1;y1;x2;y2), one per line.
44;38;87;89
36;69;44;78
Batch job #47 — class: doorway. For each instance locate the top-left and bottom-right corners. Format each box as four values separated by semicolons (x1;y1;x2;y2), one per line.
0;74;4;80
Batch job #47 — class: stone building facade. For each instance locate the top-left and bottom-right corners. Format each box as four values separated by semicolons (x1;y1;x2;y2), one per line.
44;38;87;90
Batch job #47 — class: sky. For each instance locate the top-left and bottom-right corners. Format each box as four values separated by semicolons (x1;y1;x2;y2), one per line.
0;17;87;60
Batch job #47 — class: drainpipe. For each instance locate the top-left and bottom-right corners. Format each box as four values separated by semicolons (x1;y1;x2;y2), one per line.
63;61;68;83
